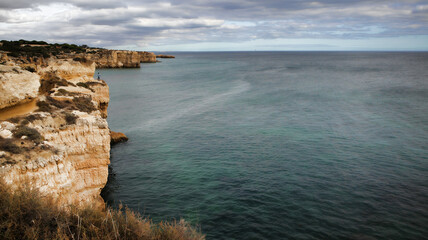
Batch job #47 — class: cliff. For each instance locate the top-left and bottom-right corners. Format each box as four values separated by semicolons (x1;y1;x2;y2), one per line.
79;50;156;68
0;58;110;207
0;65;40;110
0;40;157;69
156;54;175;59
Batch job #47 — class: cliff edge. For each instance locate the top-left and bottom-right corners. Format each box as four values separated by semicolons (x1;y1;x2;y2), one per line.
0;52;112;207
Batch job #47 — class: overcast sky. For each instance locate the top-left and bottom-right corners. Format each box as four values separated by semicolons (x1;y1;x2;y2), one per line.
1;0;428;51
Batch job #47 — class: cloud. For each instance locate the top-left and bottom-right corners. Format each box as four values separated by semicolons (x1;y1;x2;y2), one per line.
0;0;427;50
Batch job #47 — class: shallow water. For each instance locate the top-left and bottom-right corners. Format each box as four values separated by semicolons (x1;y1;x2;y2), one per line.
101;52;428;240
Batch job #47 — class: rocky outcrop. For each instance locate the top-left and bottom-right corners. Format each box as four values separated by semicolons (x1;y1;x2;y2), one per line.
0;65;40;110
1;114;110;207
80;50;156;68
38;59;95;80
110;131;128;145
139;52;157;63
156;54;175;59
0;59;111;207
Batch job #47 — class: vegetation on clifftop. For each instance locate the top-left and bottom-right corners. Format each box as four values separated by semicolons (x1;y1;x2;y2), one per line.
0;40;91;58
0;180;205;240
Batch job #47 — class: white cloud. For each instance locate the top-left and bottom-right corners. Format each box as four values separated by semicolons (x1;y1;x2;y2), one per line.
0;0;427;50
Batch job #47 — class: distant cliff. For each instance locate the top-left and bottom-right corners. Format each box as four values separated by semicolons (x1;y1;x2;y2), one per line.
0;40;157;69
78;49;156;68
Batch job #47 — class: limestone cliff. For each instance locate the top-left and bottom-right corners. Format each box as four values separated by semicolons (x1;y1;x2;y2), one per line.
78;49;156;68
0;65;40;110
0;40;157;69
0;59;110;207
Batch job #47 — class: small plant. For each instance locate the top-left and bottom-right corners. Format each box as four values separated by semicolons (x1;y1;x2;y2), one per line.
46;96;70;109
76;82;94;92
20;119;30;125
65;112;78;125
73;57;88;63
39;72;75;94
36;100;52;112
73;96;96;113
22;65;36;72
0;137;22;154
7;117;20;123
12;125;43;144
25;114;43;122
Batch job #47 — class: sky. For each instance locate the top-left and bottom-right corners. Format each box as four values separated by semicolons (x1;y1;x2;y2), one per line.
0;0;428;51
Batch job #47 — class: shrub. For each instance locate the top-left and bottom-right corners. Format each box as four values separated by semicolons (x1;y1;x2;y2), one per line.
73;96;96;113
22;65;36;72
39;72;74;94
0;138;22;154
0;180;205;240
7;117;20;123
25;114;43;122
46;96;70;109
12;125;43;144
65;112;78;125
20;119;30;125
76;82;94;92
36;100;52;112
73;57;88;63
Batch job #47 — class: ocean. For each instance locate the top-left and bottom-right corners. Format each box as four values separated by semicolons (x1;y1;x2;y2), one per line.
100;52;428;240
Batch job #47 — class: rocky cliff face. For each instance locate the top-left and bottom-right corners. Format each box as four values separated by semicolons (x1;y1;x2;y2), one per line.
0;59;110;207
0;65;40;110
80;50;156;68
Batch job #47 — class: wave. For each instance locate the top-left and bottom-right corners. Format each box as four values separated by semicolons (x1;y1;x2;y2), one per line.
135;80;250;131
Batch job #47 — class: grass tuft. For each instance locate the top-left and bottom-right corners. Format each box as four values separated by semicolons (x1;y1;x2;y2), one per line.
0;137;22;154
73;96;96;113
0;180;205;240
64;112;78;125
12;125;43;144
36;100;53;112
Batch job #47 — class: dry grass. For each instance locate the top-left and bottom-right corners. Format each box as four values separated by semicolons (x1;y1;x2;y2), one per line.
0;180;205;240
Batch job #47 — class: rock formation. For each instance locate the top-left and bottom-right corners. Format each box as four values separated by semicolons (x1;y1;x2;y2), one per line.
78;50;156;68
0;41;161;207
0;58;110;207
0;65;40;109
110;131;129;145
156;54;175;59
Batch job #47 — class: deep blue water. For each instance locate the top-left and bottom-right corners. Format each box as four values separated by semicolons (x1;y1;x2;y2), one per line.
100;52;428;240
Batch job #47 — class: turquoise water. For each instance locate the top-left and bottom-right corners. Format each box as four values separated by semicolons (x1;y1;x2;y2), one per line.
100;52;428;239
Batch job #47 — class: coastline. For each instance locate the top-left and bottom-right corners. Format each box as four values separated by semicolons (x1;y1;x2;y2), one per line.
0;40;173;207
